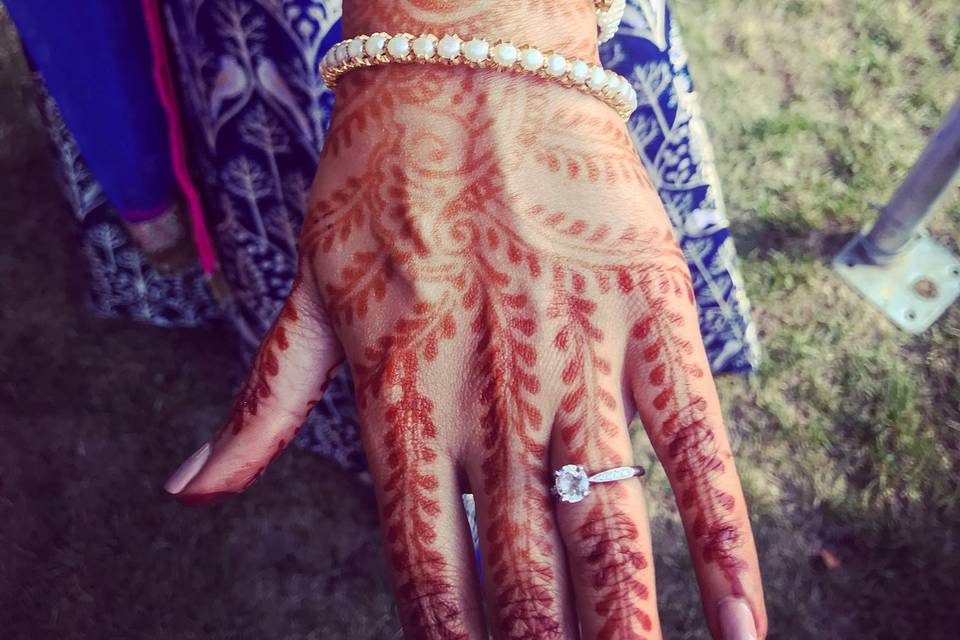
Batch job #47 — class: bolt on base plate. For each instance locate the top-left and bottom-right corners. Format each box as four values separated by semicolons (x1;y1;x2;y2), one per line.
833;233;960;334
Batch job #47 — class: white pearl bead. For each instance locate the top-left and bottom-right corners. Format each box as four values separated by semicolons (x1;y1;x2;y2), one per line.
438;35;461;60
569;59;589;83
412;35;435;59
617;80;632;101
364;34;386;58
604;72;621;95
545;53;567;77
348;38;365;60
492;43;518;67
519;48;544;71
463;39;489;63
336;43;349;64
387;35;410;58
588;66;607;91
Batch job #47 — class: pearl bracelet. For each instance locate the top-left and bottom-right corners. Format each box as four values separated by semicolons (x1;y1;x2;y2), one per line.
595;0;627;43
320;33;638;121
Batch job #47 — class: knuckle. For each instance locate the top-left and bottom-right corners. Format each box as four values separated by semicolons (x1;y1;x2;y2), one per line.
493;574;564;640
695;515;745;566
571;506;649;592
662;404;726;482
569;505;655;632
395;575;469;640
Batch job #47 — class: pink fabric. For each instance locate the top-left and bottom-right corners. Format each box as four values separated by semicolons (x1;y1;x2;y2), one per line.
121;199;174;223
141;0;218;275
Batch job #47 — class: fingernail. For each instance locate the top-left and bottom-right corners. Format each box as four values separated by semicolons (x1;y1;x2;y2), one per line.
164;442;211;495
718;597;757;640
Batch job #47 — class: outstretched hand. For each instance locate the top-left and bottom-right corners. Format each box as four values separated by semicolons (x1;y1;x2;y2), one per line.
165;3;766;638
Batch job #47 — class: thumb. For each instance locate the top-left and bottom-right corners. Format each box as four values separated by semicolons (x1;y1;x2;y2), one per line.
164;280;344;505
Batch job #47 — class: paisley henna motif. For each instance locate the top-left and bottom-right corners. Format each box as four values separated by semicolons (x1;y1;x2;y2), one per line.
296;4;752;630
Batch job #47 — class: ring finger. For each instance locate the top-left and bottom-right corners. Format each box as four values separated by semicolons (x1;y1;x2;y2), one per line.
550;369;662;639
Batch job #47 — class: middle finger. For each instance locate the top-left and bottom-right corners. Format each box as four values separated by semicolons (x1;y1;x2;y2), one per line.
463;349;578;638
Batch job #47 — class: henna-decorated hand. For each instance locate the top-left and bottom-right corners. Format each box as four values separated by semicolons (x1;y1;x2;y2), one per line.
164;2;767;638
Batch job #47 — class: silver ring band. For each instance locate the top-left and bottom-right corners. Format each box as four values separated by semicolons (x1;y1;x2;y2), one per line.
552;463;645;503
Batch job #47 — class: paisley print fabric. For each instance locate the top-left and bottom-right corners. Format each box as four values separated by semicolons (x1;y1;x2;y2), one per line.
47;0;758;470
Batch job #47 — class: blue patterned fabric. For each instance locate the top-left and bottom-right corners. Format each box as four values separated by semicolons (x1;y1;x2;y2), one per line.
35;76;221;328
48;0;758;469
603;1;759;374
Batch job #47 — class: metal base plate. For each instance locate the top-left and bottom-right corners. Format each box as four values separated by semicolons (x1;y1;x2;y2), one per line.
833;234;960;334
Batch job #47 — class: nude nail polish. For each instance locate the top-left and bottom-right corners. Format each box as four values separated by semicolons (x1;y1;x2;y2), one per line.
718;596;758;640
164;442;211;495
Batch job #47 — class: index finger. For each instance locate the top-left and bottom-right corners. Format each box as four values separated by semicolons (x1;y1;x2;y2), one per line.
626;265;768;640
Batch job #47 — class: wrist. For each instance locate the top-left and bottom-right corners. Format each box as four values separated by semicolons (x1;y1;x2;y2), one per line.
342;1;599;62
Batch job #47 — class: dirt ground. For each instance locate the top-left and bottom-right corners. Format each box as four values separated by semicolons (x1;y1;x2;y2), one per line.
2;2;960;639
0;11;397;639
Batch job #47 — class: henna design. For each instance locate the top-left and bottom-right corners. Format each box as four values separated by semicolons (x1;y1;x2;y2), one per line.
214;300;300;443
549;264;620;463
471;278;562;639
517;98;654;188
303;42;749;634
575;504;652;640
630;295;747;594
537;221;677;639
352;301;467;639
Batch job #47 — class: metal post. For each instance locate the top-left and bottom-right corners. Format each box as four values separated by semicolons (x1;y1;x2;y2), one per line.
833;99;960;334
859;99;960;265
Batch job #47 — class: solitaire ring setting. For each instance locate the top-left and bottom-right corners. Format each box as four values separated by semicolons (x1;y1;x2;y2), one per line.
552;463;646;503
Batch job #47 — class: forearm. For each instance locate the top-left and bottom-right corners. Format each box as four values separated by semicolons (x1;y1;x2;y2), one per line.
341;0;600;62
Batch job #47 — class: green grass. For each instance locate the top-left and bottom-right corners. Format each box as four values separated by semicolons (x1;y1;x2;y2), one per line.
636;1;960;637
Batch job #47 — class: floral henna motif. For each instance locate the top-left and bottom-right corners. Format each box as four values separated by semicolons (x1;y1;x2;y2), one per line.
575;503;653;640
354;302;468;639
306;57;720;635
630;296;747;595
214;301;300;443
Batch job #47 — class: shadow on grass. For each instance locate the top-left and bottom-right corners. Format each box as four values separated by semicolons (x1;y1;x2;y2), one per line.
732;216;855;263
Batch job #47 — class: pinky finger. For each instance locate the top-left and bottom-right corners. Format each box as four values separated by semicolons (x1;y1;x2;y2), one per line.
626;272;767;640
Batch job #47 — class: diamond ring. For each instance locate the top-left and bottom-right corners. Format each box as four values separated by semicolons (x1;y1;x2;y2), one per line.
552;463;646;503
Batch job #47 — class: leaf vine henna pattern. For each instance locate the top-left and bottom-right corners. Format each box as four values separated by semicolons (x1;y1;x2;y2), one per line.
517;94;654;188
630;301;748;595
355;304;469;638
576;503;654;640
471;273;563;638
214;301;301;444
298;40;760;634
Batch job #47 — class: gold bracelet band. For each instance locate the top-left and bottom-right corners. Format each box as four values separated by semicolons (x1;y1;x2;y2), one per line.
320;32;638;121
